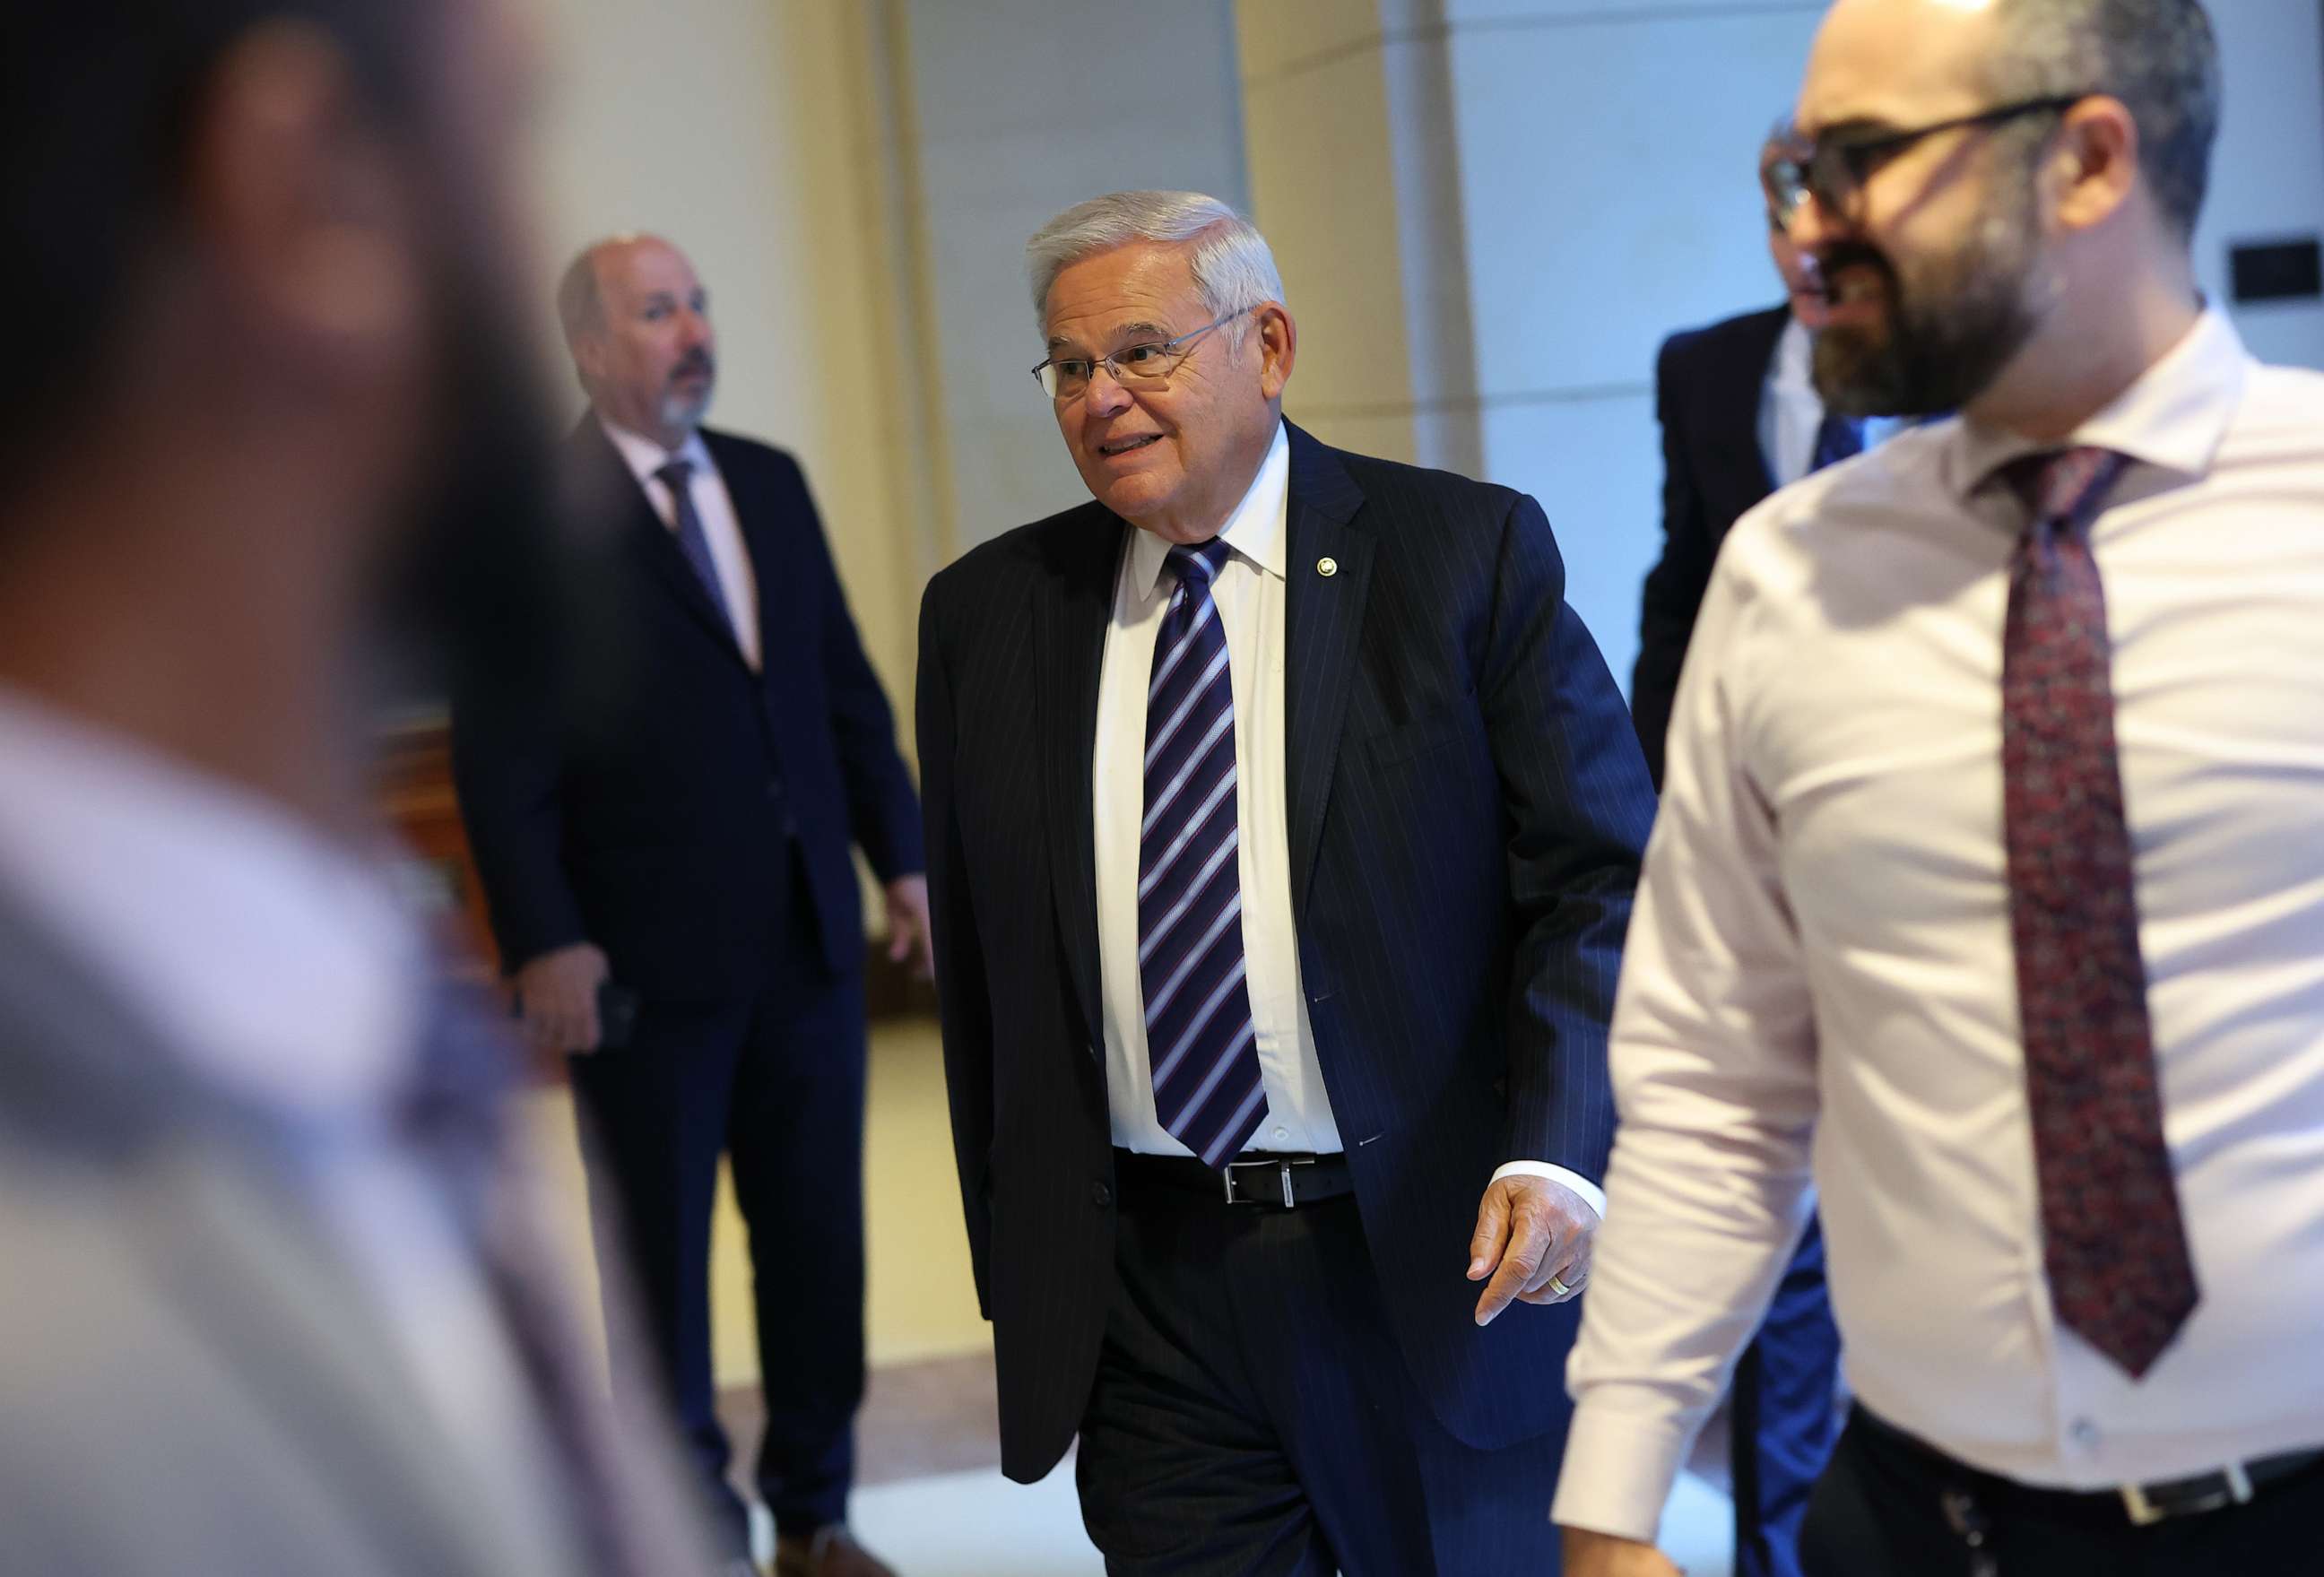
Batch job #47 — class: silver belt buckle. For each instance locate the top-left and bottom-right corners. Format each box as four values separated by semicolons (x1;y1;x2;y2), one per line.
1222;1157;1313;1207
2120;1461;2252;1526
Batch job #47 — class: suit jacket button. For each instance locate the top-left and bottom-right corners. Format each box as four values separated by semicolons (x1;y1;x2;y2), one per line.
1092;1182;1114;1208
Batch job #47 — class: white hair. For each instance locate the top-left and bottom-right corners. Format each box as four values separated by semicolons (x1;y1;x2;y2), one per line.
1025;190;1285;343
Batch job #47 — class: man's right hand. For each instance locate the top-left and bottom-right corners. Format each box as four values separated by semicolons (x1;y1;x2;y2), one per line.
1563;1527;1685;1577
515;942;611;1054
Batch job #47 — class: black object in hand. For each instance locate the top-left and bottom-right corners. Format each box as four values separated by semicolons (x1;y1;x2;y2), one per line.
595;981;641;1049
511;979;642;1050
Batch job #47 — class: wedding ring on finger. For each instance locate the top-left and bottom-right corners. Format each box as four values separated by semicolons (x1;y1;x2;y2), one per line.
1548;1275;1571;1298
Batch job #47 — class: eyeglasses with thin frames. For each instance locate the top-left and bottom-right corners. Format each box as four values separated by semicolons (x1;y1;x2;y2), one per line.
1030;307;1254;402
1764;95;2089;228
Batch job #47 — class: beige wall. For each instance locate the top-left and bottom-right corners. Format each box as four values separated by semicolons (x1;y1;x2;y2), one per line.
1236;0;1483;476
895;0;1251;553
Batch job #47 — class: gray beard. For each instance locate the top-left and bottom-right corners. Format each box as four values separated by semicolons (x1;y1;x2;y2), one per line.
658;386;714;435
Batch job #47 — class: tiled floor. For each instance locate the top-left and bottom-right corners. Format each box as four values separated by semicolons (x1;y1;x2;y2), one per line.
717;1352;1001;1490
523;1018;1737;1574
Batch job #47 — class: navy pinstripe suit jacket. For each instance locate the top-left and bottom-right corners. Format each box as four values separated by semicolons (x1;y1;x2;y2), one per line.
917;422;1654;1482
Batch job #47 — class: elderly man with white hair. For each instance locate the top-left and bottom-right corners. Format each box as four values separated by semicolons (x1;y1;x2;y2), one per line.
915;190;1656;1573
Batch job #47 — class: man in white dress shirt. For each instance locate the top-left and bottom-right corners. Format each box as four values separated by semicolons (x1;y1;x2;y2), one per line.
1560;2;2324;1573
0;0;704;1573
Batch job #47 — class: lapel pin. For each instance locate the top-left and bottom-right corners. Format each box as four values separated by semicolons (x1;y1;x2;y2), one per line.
1317;557;1339;578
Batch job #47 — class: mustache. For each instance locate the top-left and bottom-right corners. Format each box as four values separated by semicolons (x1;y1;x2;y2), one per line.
670;348;715;384
1812;242;1895;299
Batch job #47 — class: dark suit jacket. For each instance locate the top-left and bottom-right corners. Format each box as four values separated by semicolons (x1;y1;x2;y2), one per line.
454;420;922;1001
916;422;1654;1482
1631;304;1790;787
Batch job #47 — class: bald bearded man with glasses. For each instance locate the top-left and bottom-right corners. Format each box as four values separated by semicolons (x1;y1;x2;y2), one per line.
1561;3;2324;1573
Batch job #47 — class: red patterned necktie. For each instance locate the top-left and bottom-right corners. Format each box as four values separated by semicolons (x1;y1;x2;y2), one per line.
1999;446;2198;1380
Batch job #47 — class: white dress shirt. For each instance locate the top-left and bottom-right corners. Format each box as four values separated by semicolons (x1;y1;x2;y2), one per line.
1556;310;2324;1543
1759;314;1904;487
600;415;762;671
1092;423;1603;1214
0;688;577;1570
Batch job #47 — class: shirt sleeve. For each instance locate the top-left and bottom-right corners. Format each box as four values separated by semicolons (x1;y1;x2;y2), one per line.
1489;1161;1606;1222
1549;544;1824;1545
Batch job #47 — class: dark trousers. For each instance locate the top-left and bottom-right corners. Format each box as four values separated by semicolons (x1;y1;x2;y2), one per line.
1802;1406;2324;1576
1731;1216;1843;1577
569;914;866;1557
1075;1177;1565;1577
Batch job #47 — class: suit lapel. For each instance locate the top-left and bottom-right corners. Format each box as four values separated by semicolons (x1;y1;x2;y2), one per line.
576;421;749;666
1722;308;1789;511
704;432;789;676
1281;425;1374;924
1035;513;1122;1056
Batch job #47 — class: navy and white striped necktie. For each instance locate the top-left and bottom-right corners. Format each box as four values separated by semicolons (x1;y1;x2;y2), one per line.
1139;540;1268;1167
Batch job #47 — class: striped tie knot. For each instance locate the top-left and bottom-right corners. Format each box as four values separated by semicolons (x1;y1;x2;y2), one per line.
1167;539;1232;595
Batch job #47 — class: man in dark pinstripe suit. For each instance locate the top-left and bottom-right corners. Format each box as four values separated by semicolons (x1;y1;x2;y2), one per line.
916;191;1656;1575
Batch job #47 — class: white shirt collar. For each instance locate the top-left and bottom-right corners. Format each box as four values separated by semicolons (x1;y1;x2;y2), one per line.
1773;314;1815;394
1951;308;2250;498
597;413;714;493
1127;421;1291;599
0;688;425;1124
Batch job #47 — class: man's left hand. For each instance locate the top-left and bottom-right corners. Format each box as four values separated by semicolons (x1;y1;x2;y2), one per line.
884;875;935;981
1467;1173;1598;1326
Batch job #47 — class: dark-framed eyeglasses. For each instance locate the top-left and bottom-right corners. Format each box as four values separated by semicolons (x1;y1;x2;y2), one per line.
1764;95;2089;227
1031;307;1253;402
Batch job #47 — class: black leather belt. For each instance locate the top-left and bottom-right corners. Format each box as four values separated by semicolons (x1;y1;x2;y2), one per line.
1113;1149;1353;1209
2114;1452;2322;1526
1860;1407;2324;1528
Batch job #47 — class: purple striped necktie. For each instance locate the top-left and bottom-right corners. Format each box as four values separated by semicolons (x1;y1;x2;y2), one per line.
654;459;733;635
1140;540;1268;1167
1999;445;2198;1379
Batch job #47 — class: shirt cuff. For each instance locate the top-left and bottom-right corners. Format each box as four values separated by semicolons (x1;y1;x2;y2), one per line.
1490;1161;1606;1221
1548;1393;1695;1544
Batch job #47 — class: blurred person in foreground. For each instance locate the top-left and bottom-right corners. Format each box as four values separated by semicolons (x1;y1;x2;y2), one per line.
1627;131;1916;1577
453;234;923;1577
1557;2;2324;1573
917;189;1654;1574
0;0;710;1574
